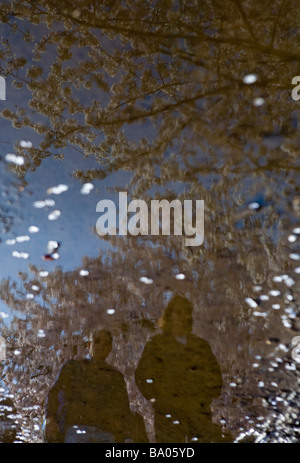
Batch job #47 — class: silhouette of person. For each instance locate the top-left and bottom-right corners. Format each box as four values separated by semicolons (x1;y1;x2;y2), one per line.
44;329;148;443
135;295;229;443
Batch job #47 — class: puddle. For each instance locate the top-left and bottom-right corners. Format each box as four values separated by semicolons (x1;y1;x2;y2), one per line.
0;0;300;443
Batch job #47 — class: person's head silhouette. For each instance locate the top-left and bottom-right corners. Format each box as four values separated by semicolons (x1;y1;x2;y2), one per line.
88;329;112;360
159;295;193;337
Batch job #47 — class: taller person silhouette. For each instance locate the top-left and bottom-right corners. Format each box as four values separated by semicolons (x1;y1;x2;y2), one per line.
135;295;229;443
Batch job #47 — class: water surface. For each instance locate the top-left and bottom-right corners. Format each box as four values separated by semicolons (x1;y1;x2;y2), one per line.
0;0;300;443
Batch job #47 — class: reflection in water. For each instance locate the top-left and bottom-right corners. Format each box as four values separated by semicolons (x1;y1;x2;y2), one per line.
0;0;299;199
0;0;299;444
44;329;148;443
135;295;228;443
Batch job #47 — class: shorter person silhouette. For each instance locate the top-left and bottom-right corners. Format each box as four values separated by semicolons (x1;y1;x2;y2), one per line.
44;329;147;443
135;295;230;443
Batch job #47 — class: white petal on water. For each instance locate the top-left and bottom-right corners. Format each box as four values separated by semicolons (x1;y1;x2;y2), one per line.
12;251;29;259
48;210;61;221
253;311;268;317
285;307;295;314
259;295;269;301
243;74;258;84
269;290;281;296
248;201;260;210
252;363;260;368
278;344;289;352
288;234;297;243
285;363;296;371
80;183;94;195
33;200;46;208
39;271;49;277
175;273;185;280
284;277;295;287
282;319;292;328
273;276;283;283
5;153;25;166
106;309;115;315
28;225;40;233
79;269;89;276
0;312;9;318
7;413;22;420
6;239;16;245
229;382;237;387
37;329;46;338
14;350;21;356
289;253;300;260
253;285;262;292
146;378;153;384
253;97;265;107
26;294;34;300
19;139;33;148
44;199;56;207
15;235;30;243
172;420;180;425
139;276;153;285
51;252;60;260
165;414;171;418
31;285;39;291
257;381;265;388
245;297;258;308
272;304;281;310
293;227;300;234
294;267;300;274
47;184;68;195
47;240;59;253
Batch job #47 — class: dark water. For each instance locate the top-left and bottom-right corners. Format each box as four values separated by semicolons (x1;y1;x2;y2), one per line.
0;0;300;443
